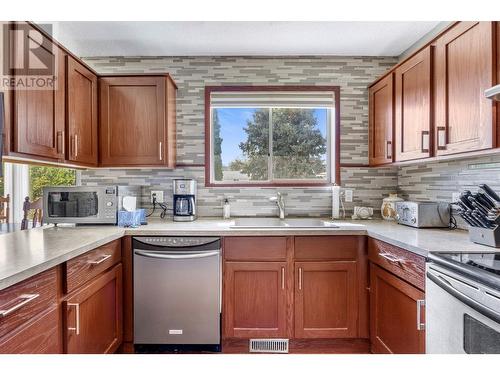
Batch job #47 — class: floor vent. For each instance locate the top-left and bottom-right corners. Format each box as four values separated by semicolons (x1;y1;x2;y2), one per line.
249;339;289;353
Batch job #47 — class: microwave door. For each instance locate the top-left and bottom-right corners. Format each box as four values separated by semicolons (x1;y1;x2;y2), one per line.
48;192;99;218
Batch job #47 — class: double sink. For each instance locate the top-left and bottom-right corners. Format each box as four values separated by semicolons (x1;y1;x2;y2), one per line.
230;217;339;228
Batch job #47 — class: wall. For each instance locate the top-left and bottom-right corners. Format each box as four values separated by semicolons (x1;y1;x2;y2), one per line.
80;56;399;217
398;153;500;202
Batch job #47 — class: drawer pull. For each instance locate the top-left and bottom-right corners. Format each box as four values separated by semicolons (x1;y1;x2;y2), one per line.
88;254;112;265
416;299;425;331
0;294;40;318
379;252;406;266
67;303;80;335
298;267;303;290
281;267;285;290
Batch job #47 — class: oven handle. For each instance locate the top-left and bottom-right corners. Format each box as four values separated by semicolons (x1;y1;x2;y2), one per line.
427;271;500;325
134;250;220;260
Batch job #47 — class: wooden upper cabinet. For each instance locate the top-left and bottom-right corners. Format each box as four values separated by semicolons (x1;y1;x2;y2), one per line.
99;75;177;167
66;56;98;166
395;47;432;161
434;22;495;155
294;261;358;338
369;74;394;166
64;264;123;354
12;24;66;161
370;263;425;354
223;261;287;338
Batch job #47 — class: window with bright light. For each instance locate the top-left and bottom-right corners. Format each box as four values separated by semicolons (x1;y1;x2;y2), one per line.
207;87;339;186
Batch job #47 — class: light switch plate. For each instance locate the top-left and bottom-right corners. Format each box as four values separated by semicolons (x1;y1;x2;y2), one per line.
151;190;164;203
344;189;353;202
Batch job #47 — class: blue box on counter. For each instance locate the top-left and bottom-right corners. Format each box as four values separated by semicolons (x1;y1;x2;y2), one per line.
118;209;145;228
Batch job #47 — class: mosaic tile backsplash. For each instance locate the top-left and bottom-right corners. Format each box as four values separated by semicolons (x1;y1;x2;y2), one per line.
79;56;399;217
78;56;500;219
398;154;500;202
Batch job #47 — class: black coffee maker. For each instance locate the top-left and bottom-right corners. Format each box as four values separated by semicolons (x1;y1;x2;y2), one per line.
173;179;197;222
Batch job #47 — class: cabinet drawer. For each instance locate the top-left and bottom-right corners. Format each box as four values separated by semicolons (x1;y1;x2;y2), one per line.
0;267;58;339
65;239;121;293
294;236;363;261
368;238;425;290
0;307;60;354
224;237;287;261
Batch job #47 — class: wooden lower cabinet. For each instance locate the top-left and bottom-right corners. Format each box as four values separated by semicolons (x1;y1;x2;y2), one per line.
294;261;358;338
370;263;425;354
223;262;287;338
64;264;123;354
0;307;61;354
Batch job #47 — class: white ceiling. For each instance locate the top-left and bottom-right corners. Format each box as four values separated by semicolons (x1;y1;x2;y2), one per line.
43;21;442;57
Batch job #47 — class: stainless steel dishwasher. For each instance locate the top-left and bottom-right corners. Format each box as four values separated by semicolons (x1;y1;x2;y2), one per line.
133;237;221;351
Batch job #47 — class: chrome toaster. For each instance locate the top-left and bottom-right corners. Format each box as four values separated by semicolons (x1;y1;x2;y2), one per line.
395;201;450;228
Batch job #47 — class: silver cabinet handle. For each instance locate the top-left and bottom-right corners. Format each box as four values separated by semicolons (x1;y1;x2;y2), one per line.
57;131;65;155
159;141;163;161
135;250;219;260
437;126;447;150
67;303;80;335
416;299;425;331
386;140;392;160
281;267;285;290
298;267;303;290
421;130;429;153
74;134;78;158
0;294;39;318
379;252;406;266
88;254;112;265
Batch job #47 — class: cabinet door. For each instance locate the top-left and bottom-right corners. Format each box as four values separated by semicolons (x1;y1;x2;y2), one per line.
12;25;65;160
223;262;287;338
369;74;394;166
370;263;425;354
99;76;166;166
434;22;495;155
395;47;432;161
294;261;358;338
64;264;123;354
67;56;98;166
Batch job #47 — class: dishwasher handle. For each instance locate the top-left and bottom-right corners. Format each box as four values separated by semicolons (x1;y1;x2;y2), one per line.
134;249;220;260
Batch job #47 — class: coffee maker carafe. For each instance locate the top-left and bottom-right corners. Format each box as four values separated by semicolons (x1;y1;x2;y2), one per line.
173;179;197;221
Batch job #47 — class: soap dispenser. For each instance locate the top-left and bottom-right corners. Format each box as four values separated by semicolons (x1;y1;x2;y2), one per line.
223;198;231;219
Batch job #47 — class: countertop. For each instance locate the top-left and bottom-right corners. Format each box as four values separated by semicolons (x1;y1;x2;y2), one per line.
0;218;497;291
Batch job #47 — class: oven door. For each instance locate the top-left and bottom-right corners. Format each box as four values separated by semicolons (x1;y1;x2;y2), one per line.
43;186;117;224
426;263;500;354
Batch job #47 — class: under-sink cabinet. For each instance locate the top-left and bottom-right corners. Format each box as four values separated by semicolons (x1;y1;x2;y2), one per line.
222;236;368;341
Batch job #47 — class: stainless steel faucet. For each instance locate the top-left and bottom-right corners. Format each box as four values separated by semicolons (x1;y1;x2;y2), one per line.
270;192;285;219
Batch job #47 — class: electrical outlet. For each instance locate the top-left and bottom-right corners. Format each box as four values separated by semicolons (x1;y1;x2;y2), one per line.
151;190;164;203
344;189;353;203
452;192;461;203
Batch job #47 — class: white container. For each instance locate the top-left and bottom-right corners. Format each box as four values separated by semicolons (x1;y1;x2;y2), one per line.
223;198;231;219
332;185;341;219
381;193;404;221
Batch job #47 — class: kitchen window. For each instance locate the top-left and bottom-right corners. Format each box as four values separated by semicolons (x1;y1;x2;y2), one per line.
205;86;340;187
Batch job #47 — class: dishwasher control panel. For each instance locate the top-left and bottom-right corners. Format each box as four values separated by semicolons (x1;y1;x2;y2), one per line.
134;236;220;248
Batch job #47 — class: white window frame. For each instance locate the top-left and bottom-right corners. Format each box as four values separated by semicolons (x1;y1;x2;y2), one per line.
208;90;338;186
2;163;80;223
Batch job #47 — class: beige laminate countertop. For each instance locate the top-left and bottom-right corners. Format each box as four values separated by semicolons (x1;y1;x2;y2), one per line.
0;218;497;291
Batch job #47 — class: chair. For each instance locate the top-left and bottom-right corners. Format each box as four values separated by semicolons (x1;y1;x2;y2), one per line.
0;194;9;223
21;196;43;230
